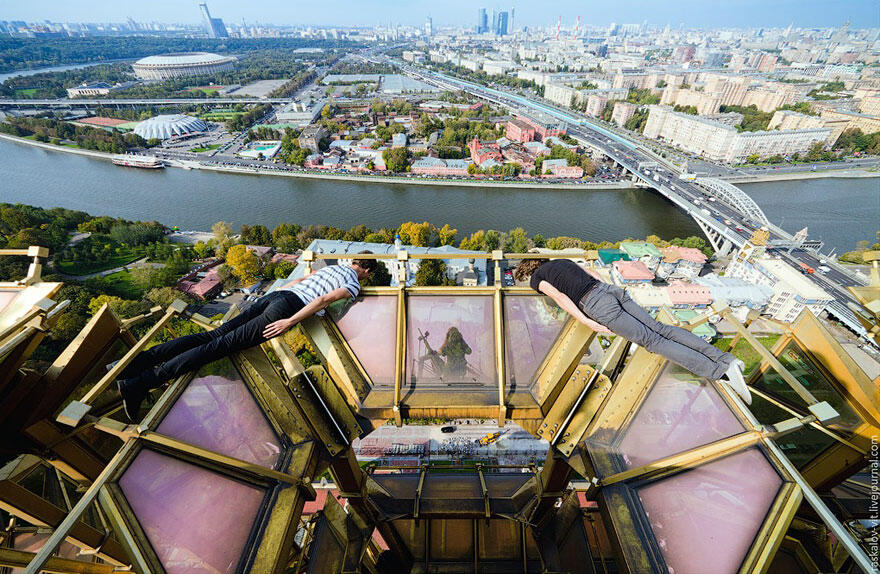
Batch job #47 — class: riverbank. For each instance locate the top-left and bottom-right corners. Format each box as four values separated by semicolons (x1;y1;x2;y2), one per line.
0;133;634;191
720;168;879;184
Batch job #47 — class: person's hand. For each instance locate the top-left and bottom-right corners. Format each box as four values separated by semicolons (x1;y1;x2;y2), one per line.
263;318;293;339
584;318;613;334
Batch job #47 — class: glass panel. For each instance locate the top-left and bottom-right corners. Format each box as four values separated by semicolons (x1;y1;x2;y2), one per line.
749;394;836;469
503;295;568;394
405;296;496;391
329;295;397;386
615;364;746;469
157;358;282;469
637;447;783;574
119;449;266;574
753;342;862;432
0;289;19;314
12;533;82;573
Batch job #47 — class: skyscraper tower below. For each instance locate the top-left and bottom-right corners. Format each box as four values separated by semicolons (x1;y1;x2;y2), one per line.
199;2;228;39
494;10;509;36
425;16;432;37
477;8;488;33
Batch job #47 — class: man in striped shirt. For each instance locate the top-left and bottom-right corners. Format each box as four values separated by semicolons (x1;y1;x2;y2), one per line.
116;252;378;421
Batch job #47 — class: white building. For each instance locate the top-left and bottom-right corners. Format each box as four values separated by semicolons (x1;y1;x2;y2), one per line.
725;257;833;323
643;106;831;163
276;101;324;127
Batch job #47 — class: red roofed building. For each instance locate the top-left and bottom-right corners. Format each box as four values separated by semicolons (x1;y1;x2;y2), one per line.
611;260;654;286
505;118;537;143
665;280;713;309
659;245;709;279
468;138;502;167
177;267;222;300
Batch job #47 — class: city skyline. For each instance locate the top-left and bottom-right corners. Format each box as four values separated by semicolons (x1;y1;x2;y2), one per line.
2;0;877;29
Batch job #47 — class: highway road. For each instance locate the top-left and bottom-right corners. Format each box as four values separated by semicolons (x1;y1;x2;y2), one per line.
385;58;872;339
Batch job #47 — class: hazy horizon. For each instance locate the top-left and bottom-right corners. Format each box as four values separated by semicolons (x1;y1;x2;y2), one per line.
2;0;877;30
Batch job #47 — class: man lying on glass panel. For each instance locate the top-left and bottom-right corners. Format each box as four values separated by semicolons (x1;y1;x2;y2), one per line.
515;257;752;404
115;252;378;420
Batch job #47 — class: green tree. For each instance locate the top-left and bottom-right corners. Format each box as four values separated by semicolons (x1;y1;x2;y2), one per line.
437;224;458;246
484;230;501;251
382;147;411;172
274;260;297;279
504;227;531;253
415;259;449;286
146;287;194;309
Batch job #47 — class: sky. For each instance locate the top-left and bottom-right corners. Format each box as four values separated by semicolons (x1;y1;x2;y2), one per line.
1;0;877;29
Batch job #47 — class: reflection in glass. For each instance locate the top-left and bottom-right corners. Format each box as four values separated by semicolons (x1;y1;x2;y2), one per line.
748;394;836;469
637;448;783;574
157;363;282;469
0;289;18;314
119;449;266;574
406;296;495;389
616;365;745;469
503;295;568;394
753;342;862;432
329;296;397;386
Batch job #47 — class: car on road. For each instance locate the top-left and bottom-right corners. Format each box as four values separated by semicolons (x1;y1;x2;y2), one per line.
441;426;455;433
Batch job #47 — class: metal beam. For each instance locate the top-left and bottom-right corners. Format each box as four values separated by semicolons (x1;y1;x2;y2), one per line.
23;442;134;574
0;547;115;574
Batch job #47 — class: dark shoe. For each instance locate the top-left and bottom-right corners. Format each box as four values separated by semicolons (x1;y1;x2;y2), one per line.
117;378;146;422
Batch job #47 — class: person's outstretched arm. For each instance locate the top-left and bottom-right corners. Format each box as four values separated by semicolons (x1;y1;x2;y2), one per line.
262;287;352;338
537;280;612;334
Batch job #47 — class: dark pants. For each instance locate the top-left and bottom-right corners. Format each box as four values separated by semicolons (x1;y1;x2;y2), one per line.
579;283;734;380
129;290;305;391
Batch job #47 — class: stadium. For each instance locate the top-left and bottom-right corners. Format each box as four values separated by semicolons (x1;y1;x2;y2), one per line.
131;52;236;80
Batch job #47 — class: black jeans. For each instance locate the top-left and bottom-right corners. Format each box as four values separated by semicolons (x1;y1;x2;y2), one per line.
130;290;305;391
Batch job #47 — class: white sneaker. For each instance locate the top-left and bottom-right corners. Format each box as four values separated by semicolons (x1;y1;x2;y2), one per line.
722;360;752;405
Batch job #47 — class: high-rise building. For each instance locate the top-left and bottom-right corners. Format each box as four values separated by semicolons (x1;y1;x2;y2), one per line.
199;2;228;39
495;11;509;35
477;8;488;33
425;16;432;37
509;7;515;33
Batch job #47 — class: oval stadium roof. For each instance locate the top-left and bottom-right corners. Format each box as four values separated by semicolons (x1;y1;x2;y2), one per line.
133;52;236;67
134;114;208;140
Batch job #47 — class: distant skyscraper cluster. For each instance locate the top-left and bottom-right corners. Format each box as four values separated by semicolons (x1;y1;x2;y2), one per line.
476;7;512;35
199;2;228;38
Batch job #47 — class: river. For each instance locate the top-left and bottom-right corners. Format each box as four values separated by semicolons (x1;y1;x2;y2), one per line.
0;139;877;252
0;60;133;84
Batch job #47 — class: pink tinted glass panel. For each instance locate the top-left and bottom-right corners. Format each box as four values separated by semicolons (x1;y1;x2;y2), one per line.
157;373;282;468
0;290;18;314
617;365;745;469
638;448;783;574
503;296;568;391
331;296;397;385
119;449;266;574
12;533;81;573
406;296;495;387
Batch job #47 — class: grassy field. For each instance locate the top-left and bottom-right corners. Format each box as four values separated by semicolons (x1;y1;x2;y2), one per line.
200;111;245;121
714;334;781;376
190;143;220;153
54;247;146;276
15;88;37;97
101;270;144;299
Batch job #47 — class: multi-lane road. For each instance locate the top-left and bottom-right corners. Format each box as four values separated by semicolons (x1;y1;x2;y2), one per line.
386;58;872;339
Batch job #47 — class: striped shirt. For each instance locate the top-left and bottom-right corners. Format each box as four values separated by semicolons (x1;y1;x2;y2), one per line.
282;264;361;314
